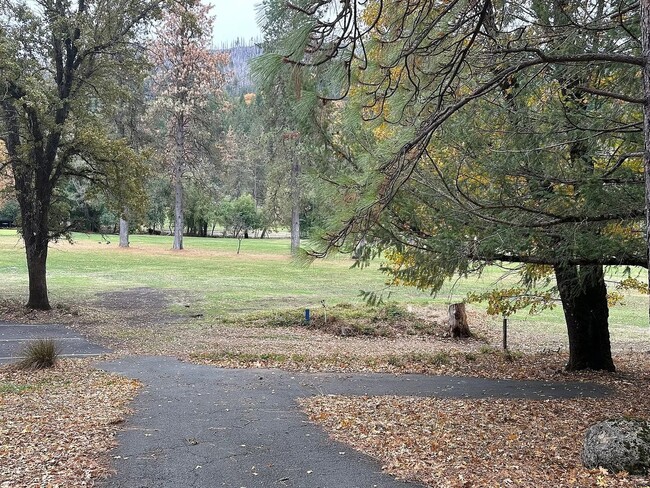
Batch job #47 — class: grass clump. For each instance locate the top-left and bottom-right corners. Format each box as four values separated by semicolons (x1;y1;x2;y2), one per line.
0;382;35;394
420;351;451;366
242;309;304;328
385;351;451;368
501;349;523;362
17;338;61;370
310;303;439;338
479;345;498;355
370;303;411;323
237;303;439;339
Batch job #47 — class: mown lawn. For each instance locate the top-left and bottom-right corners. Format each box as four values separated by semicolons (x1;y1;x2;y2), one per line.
0;229;648;339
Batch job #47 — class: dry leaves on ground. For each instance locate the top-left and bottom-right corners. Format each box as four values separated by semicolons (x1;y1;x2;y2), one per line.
299;361;650;488
2;298;649;487
0;359;140;487
191;347;644;382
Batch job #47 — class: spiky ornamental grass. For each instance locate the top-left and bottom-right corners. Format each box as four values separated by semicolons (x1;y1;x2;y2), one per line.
18;338;61;370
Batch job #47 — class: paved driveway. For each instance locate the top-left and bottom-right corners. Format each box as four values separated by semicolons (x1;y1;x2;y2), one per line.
99;356;609;488
0;325;611;487
0;323;110;364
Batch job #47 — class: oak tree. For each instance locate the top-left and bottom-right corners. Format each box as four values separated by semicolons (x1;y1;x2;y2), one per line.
0;0;162;309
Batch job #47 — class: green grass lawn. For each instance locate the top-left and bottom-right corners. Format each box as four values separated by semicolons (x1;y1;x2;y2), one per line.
0;229;648;337
0;230;441;313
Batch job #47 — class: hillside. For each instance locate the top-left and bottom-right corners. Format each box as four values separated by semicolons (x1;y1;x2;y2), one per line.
218;39;263;96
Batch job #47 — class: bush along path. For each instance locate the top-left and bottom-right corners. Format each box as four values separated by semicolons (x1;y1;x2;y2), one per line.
98;356;608;488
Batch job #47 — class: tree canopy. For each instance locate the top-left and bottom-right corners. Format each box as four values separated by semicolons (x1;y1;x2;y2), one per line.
260;0;648;370
0;0;165;308
147;0;229;250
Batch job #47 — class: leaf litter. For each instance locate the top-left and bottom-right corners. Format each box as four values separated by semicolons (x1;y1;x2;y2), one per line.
0;359;140;487
1;299;649;486
299;355;650;488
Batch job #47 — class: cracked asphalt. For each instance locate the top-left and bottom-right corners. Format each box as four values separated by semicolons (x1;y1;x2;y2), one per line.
98;356;609;488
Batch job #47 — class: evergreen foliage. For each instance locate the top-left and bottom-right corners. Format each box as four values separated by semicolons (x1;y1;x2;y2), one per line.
259;0;648;370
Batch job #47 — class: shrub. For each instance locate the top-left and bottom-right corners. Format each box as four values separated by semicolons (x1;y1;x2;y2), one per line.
479;345;497;355
18;338;61;370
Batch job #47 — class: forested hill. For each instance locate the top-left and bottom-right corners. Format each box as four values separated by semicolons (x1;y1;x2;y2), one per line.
218;39;262;96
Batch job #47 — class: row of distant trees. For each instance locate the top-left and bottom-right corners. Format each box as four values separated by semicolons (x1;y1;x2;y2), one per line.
0;190;267;238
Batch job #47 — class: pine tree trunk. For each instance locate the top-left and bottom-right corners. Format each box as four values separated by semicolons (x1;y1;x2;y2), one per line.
290;157;300;255
119;208;129;248
554;264;615;372
640;1;650;322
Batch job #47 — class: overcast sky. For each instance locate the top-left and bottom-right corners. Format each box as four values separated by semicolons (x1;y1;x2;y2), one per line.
209;0;262;46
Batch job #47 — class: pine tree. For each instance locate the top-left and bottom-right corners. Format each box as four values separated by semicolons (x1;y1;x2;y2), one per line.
264;0;646;370
148;0;229;250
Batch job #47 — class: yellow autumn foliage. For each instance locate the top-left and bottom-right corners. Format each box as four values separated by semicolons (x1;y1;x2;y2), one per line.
603;222;642;240
383;249;416;287
243;93;256;105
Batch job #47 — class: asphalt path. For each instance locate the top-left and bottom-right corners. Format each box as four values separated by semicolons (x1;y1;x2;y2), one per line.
98;356;610;488
0;322;110;364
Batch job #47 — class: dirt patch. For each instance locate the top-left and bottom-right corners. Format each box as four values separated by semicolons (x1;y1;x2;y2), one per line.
97;287;172;312
0;288;206;355
93;287;200;327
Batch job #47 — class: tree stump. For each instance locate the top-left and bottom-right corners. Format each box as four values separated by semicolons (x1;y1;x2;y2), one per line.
448;303;471;338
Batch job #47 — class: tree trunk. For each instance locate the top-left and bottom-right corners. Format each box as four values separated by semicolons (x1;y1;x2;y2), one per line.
640;1;650;321
24;235;51;310
19;183;51;310
554;264;615;372
173;170;184;250
18;167;51;310
290;157;300;255
2;98;53;310
448;303;471;338
172;116;185;251
119;208;129;248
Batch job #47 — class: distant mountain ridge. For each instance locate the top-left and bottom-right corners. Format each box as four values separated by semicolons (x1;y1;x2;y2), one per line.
218;39;263;96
